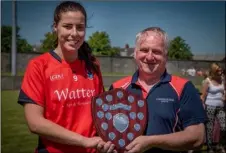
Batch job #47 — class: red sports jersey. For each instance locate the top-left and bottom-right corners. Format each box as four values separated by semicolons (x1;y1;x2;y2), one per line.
18;51;104;153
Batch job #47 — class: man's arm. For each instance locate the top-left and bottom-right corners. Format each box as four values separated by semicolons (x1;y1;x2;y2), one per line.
149;123;205;151
126;124;205;152
200;80;209;103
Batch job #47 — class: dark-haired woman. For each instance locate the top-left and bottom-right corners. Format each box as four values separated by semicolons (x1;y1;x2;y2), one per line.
17;1;112;153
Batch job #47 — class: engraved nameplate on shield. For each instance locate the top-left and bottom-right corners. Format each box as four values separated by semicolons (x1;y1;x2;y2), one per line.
91;88;147;152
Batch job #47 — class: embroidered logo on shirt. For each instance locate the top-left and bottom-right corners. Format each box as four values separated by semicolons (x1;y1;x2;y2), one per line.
50;74;64;81
156;98;175;103
87;70;93;80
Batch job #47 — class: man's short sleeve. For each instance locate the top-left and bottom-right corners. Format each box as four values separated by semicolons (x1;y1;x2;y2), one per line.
178;81;207;129
18;60;45;107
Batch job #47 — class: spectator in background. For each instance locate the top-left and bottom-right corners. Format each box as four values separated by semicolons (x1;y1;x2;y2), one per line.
187;67;196;76
181;68;186;76
201;63;225;153
222;68;226;85
202;70;210;85
197;70;203;77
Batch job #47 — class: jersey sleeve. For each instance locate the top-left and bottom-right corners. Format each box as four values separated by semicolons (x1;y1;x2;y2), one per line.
178;81;208;129
18;60;45;107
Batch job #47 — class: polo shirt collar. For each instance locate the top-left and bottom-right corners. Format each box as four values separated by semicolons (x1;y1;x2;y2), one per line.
131;69;171;85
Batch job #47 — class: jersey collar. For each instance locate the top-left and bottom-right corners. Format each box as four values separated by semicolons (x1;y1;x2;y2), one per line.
49;50;85;63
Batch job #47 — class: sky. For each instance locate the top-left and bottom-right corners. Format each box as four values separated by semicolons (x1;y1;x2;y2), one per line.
1;1;225;55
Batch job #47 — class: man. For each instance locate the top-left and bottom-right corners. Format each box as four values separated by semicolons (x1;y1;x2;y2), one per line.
99;27;207;153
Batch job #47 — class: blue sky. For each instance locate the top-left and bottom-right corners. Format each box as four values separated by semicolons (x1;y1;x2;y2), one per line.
2;1;225;54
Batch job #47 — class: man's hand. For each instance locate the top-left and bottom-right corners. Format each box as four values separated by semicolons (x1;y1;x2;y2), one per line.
125;136;152;153
82;136;102;148
97;140;117;153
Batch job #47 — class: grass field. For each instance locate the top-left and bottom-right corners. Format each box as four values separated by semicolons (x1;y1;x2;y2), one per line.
2;90;37;153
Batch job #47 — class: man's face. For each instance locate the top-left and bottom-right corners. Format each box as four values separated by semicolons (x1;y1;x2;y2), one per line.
134;31;167;77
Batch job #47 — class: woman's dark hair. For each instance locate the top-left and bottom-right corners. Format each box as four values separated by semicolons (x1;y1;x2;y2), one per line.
53;1;99;73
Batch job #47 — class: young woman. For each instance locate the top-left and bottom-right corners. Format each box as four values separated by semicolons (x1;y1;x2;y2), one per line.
18;1;107;153
201;63;225;153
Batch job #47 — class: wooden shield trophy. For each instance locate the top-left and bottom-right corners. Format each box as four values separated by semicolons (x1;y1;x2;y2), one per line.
91;88;147;152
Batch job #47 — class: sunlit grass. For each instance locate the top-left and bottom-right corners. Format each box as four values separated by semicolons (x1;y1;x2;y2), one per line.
1;91;37;153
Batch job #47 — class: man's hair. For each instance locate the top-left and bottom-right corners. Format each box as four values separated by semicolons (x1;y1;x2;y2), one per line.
135;27;169;53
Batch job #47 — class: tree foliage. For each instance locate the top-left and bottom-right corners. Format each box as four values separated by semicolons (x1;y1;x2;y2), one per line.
1;25;33;53
40;31;120;56
168;36;193;60
88;31;120;56
40;32;57;52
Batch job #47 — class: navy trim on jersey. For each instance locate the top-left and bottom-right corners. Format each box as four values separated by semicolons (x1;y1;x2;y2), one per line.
37;137;49;153
49;50;62;63
49;50;85;64
18;89;36;105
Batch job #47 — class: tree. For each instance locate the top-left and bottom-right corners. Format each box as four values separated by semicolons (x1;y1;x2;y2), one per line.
168;36;193;60
39;30;120;56
88;31;120;56
17;39;33;53
40;32;57;52
1;25;33;53
109;47;121;56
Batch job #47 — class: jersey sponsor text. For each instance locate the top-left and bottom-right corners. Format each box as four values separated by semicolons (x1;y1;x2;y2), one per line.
54;88;96;101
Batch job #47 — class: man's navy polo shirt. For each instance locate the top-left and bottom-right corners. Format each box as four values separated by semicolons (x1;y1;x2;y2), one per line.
109;70;207;153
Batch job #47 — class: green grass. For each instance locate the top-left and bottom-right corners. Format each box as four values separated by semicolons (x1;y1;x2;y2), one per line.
1;91;37;153
195;85;202;92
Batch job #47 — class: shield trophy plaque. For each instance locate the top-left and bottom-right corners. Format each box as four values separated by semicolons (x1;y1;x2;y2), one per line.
91;88;147;152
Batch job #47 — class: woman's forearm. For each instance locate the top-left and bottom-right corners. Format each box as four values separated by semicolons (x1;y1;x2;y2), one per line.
28;117;87;147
